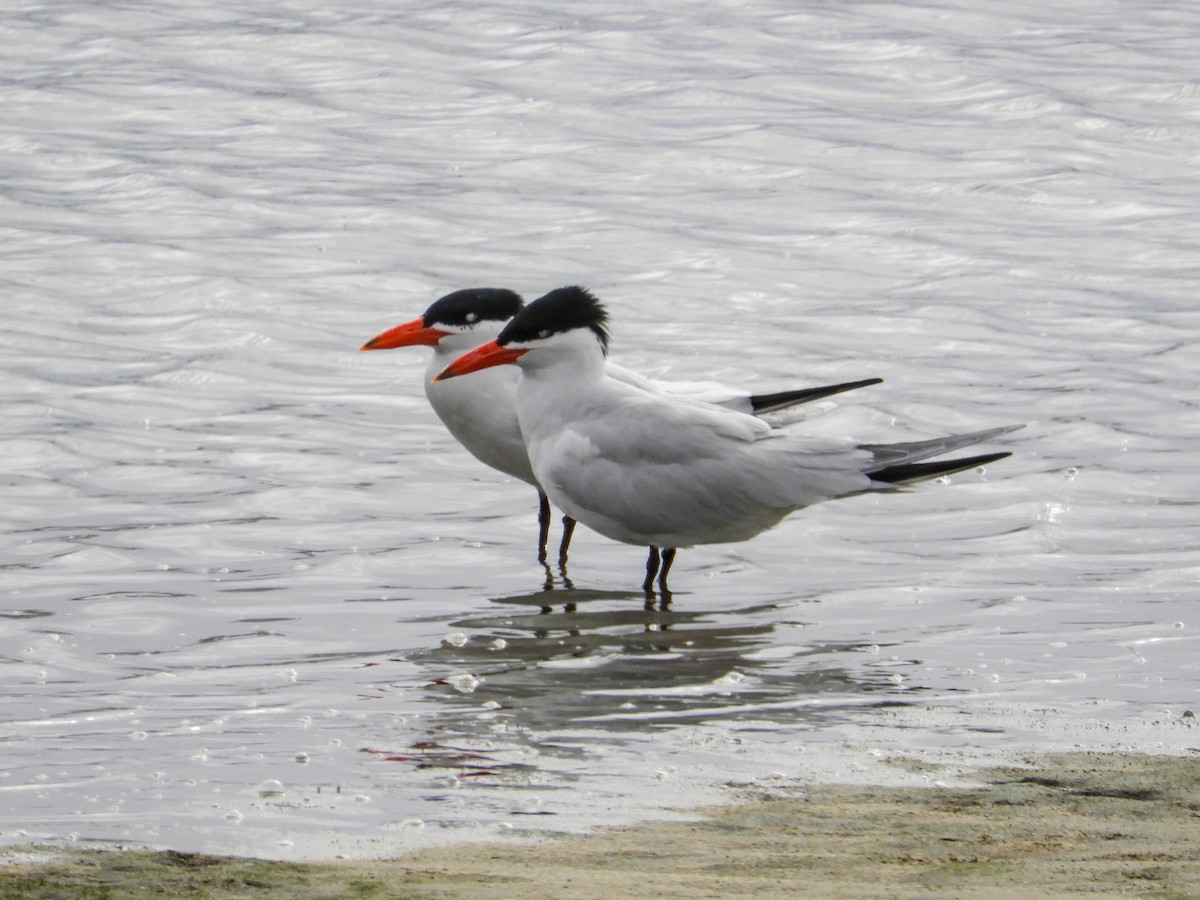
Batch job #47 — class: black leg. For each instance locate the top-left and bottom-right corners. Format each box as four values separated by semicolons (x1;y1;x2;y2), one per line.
536;492;551;564
658;547;677;594
557;516;576;565
643;546;661;593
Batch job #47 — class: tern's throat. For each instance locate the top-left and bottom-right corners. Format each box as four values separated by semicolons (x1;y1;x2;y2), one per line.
514;338;607;433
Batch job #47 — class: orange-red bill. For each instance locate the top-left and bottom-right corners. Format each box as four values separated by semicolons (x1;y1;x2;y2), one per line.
434;340;529;381
359;318;450;351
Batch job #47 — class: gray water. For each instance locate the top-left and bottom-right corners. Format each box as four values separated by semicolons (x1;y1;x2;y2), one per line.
2;0;1197;861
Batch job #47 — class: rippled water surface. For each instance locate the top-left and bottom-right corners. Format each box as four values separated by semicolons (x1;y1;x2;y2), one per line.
2;0;1198;859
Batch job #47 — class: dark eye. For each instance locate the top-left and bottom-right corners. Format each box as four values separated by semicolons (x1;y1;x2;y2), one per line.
465;313;479;324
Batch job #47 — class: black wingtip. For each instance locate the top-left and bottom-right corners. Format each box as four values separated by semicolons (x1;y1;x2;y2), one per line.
868;451;1012;485
749;377;884;414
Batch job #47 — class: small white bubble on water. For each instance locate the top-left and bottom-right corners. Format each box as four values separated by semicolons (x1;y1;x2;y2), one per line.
129;731;148;741
443;632;468;647
224;809;244;824
448;673;480;693
294;753;309;764
489;638;507;650
258;779;285;798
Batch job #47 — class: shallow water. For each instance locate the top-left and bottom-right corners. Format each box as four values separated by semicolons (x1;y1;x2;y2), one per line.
2;0;1198;860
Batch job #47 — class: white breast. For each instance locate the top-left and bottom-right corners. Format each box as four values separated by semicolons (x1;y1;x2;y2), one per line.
424;344;537;485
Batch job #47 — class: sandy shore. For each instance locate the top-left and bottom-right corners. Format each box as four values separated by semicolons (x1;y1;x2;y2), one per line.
2;751;1198;899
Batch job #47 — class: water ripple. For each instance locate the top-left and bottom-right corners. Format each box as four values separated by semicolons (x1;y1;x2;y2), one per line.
1;0;1197;860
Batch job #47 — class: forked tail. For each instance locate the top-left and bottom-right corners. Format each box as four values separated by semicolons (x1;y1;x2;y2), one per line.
861;424;1023;485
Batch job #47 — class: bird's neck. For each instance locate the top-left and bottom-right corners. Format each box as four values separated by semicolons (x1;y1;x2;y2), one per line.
515;345;607;433
521;344;606;385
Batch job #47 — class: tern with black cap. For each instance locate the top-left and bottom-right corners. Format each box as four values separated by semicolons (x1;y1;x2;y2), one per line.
436;286;1021;592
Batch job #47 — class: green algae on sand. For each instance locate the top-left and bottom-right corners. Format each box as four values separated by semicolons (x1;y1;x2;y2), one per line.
2;752;1198;900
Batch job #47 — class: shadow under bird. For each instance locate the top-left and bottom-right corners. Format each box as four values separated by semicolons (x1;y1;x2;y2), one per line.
435;286;1021;592
360;287;882;566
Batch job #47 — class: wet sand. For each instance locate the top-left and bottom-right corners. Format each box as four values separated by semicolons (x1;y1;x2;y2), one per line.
2;752;1198;898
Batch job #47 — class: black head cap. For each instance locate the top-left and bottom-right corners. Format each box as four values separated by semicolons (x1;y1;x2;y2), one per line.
423;288;524;329
496;286;610;355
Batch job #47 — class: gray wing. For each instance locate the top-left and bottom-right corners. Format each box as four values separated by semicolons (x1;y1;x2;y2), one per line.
535;395;873;544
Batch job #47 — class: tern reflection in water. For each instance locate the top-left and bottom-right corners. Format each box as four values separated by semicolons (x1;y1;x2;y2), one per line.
408;583;913;735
